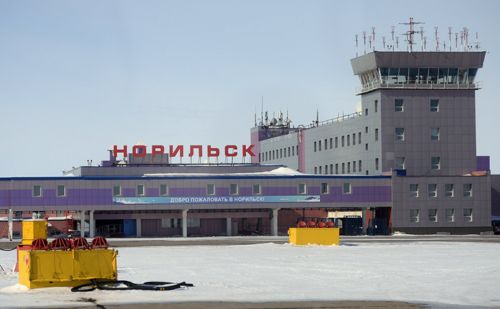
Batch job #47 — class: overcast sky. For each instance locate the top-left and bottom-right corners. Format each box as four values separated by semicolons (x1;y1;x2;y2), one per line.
1;0;499;176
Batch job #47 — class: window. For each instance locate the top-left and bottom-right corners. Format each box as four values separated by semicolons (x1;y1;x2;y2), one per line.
353;161;357;173
410;209;420;223
353;133;356;145
319;166;322;174
445;184;454;197
342;163;345;174
137;184;145;196
395;157;406;170
330;164;333;174
207;184;215;195
365;126;368;134
365;108;368;116
375;158;379;170
375;100;378;112
358;160;362;171
324;165;328;174
325;139;328;150
358;132;362;144
187;218;201;228
428;209;438;222
365;143;368;151
431;128;440;141
318;140;322;151
431;157;441;170
446;208;455;222
395;99;404;112
57;185;66;197
341;136;345;147
314;166;318;174
347;135;350;146
428;184;438;198
314;141;317;152
33;185;42;197
375;128;379;141
321;183;329;194
298;183;307;195
292;147;295;156
395;128;405;141
113;185;121;197
160;184;169;196
430;99;439;112
280;148;283;158
335;137;338;148
343;183;351;194
410;184;419;197
335;164;339;174
288;147;291;157
252;184;261;195
329;138;333;149
230;184;239;195
347;162;351;173
463;184;473;197
463;208;473;222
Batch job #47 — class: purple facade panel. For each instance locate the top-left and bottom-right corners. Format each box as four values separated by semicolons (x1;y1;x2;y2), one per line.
262;187;296;195
321;186;391;203
477;156;490;171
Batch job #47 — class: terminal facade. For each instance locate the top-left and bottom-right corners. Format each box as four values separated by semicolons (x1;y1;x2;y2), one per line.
0;47;496;237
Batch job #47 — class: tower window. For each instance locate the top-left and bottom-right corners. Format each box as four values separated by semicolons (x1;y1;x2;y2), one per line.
395;99;404;112
430;99;440;112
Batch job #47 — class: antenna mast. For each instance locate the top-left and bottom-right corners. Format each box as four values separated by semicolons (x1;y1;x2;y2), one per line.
400;17;424;52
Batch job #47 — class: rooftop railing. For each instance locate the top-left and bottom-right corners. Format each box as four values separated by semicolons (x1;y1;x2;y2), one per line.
358;81;481;94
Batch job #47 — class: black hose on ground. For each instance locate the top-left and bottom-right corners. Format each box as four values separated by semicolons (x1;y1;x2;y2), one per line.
71;279;194;292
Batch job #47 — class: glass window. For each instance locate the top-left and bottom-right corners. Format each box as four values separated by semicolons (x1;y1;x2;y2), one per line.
298;183;307;195
395;128;405;141
57;185;66;197
365;143;368;151
431;157;441;170
353;133;356;145
410;184;419;197
314;166;318;174
230;184;239;195
365;108;368;116
365;126;368;133
335;164;339;174
324;139;328;150
428;209;438;222
358;132;361;144
463;208;473;222
431;128;440;141
410;209;420;223
330;164;333;174
335;137;338;148
329;138;333;149
314;141;317;152
113;185;121;197
33;185;42;197
252;184;261;195
430;99;439;112
292;146;295;156
358;160;362;171
347;162;351;173
324;165;328;174
341;136;345;147
280;148;283;158
375;128;379;141
160;184;169;196
318;140;322;151
321;183;329;194
343;183;351;194
319;166;322;174
446;208;455;222
288;147;291;157
428;184;438;198
342;163;345;174
137;184;145;196
428;68;438;84
395;99;404;112
353;161;357;173
347;135;350;146
463;184;473;197
375;100;378;112
395;157;405;170
375;158;379;170
445;184;454;197
207;184;215;195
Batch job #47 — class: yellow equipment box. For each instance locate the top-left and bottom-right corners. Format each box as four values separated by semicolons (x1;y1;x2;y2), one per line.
18;249;118;289
21;220;47;245
288;227;340;246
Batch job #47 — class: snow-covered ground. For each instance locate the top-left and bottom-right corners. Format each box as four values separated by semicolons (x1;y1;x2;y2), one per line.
1;242;500;308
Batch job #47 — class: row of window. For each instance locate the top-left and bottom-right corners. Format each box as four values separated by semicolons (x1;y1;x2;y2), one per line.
314;158;380;175
394;127;440;141
409;183;472;198
394;156;440;170
313;132;364;152
32;185;66;197
260;145;299;162
410;208;473;223
395;98;440;112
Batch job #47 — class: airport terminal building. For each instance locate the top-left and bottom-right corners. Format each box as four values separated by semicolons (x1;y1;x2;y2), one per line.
0;46;497;238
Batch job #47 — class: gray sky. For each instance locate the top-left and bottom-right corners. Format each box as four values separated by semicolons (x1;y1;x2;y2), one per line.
1;0;499;176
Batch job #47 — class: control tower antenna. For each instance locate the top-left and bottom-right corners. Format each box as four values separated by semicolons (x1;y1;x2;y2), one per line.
396;36;399;50
463;27;469;50
382;36;386;50
372;27;376;50
400;17;424;52
474;32;480;50
355;34;359;57
391;26;395;51
363;31;367;54
260;96;264;126
455;32;459;50
369;35;372;50
448;27;452;51
434;26;439;51
420;27;425;51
